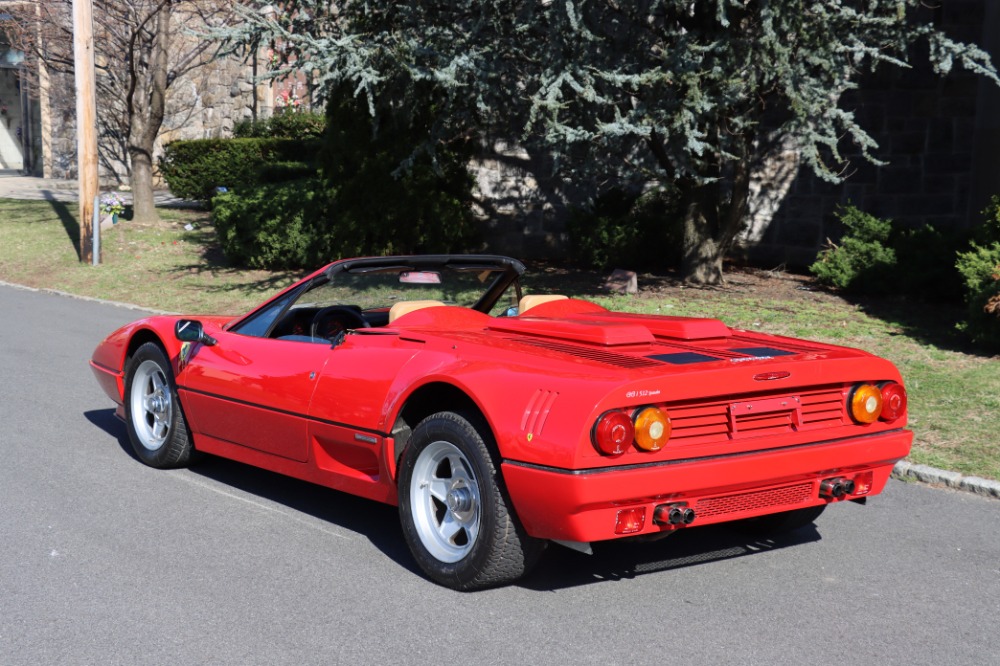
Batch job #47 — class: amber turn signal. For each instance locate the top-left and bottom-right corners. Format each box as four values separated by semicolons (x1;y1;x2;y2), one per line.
633;406;671;451
849;383;883;424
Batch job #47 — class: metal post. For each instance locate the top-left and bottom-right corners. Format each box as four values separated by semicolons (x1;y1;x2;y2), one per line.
92;195;100;266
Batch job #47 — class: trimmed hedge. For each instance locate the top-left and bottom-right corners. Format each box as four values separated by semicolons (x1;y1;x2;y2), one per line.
159;138;321;202
233;110;327;139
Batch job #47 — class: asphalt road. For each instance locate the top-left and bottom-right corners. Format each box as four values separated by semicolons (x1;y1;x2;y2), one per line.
2;283;998;666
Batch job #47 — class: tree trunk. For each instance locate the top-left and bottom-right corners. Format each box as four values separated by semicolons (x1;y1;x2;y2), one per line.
679;141;754;285
126;2;172;223
681;195;725;285
130;152;157;221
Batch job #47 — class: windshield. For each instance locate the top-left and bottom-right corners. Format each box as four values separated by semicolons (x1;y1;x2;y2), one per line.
297;267;517;315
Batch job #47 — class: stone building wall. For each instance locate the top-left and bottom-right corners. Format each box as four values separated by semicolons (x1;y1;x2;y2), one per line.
742;0;997;268
477;1;999;266
37;10;266;182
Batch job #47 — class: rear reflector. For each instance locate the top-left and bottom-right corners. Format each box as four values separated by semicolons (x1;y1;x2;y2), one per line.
615;507;646;535
852;471;874;495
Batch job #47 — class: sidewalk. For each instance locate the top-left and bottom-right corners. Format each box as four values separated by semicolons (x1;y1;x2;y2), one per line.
0;170;196;207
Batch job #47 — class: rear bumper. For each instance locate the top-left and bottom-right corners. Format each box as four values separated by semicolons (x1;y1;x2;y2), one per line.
502;429;913;542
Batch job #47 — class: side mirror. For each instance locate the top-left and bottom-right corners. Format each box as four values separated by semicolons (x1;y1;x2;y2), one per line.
175;319;217;346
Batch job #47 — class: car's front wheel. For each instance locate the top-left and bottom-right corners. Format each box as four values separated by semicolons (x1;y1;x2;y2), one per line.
398;411;543;590
123;342;196;469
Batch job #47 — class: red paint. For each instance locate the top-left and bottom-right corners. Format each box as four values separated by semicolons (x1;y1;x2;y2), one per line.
91;256;913;551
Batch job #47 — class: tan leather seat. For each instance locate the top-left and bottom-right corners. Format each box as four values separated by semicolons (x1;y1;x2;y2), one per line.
388;300;446;323
518;294;567;315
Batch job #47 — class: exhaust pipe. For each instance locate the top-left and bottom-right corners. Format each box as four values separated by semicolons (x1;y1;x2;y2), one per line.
820;477;848;499
653;503;696;526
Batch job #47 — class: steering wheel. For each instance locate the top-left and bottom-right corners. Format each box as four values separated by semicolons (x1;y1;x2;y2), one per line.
310;306;370;340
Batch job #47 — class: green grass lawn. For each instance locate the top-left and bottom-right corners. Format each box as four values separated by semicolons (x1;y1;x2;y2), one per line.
2;198;997;480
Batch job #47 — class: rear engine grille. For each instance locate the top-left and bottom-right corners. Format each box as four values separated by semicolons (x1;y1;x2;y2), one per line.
695;483;814;519
506;338;661;369
668;387;845;444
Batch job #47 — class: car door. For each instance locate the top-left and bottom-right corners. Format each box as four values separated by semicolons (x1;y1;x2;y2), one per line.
177;331;332;463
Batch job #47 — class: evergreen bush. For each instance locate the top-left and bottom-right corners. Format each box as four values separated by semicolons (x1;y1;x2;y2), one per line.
567;188;682;271
211;178;336;269
810;206;897;294
956;197;1000;347
209;88;479;270
315;86;479;257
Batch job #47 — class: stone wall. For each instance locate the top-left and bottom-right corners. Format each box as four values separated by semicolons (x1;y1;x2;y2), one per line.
39;9;264;182
742;0;995;268
478;1;999;267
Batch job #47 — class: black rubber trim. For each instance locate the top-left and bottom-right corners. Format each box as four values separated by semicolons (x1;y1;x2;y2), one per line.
503;429;907;475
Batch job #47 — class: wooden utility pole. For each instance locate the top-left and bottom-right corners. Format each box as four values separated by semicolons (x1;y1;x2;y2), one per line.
73;0;99;264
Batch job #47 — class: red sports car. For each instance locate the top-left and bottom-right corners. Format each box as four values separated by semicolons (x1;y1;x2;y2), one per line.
90;255;912;589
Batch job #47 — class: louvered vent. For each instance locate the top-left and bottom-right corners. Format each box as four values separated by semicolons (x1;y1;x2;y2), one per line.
669;387;846;445
521;389;559;435
695;483;814;518
506;338;661;369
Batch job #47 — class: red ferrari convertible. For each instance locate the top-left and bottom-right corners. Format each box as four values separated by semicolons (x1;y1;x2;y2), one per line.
91;255;912;589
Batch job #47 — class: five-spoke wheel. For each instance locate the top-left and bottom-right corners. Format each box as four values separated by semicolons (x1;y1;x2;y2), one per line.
123;342;196;468
398;411;543;590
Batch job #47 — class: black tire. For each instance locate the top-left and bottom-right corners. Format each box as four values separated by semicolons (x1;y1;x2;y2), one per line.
397;411;544;590
123;342;197;468
732;504;826;536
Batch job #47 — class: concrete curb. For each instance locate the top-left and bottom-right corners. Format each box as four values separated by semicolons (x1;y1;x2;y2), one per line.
893;460;1000;499
0;280;171;315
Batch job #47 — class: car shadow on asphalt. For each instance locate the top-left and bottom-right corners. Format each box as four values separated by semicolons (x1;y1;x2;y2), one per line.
84;408;419;573
85;407;823;589
520;524;822;591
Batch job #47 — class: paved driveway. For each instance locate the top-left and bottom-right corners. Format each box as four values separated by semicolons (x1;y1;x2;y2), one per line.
2;283;998;665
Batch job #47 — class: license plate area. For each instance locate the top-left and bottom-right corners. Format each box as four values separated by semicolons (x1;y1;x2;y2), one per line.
728;396;801;435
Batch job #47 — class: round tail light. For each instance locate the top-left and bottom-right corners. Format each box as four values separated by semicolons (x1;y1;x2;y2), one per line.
633;406;671;451
849;383;883;424
592;410;634;456
879;382;907;421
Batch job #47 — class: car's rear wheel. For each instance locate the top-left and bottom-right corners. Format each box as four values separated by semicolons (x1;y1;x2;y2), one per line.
398;411;543;590
732;504;827;536
123;342;196;469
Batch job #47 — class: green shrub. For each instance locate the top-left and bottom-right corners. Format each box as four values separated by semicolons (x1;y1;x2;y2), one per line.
810;205;897;293
159;138;321;202
893;224;968;303
210;88;479;269
233;109;327;139
315;85;479;256
956;197;1000;347
566;188;682;271
211;178;336;269
257;161;315;184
